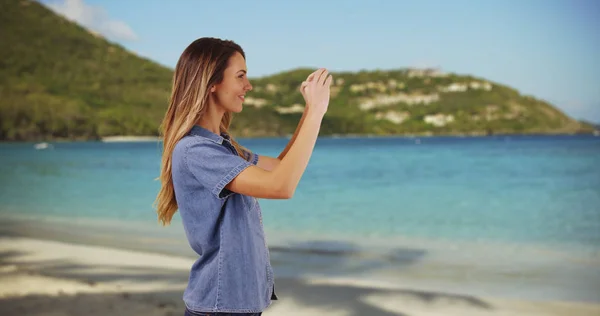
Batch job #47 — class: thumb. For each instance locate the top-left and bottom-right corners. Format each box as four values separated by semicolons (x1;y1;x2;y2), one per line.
300;81;309;94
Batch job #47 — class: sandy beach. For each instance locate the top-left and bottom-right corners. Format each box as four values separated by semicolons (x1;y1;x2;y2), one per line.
100;136;161;142
1;236;599;316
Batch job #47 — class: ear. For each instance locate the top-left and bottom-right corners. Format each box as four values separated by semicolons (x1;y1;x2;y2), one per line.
210;85;216;93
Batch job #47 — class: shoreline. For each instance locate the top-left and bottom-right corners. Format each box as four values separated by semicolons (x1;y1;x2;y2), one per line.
100;135;161;142
2;213;599;260
1;236;600;316
1;132;598;144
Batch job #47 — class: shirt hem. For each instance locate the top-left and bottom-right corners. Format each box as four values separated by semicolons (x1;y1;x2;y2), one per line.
184;300;271;314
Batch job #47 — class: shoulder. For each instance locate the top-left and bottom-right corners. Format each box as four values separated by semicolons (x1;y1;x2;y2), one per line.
173;135;227;159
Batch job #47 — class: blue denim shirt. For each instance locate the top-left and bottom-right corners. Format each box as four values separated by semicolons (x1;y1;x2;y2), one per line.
171;125;276;313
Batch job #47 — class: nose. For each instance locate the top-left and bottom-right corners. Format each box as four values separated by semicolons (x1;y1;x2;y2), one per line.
246;79;252;92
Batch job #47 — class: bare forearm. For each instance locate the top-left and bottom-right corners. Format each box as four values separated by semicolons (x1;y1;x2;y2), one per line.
271;111;322;197
277;107;307;160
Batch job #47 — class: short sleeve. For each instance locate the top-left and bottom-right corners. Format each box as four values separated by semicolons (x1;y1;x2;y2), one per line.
185;140;253;199
243;149;259;166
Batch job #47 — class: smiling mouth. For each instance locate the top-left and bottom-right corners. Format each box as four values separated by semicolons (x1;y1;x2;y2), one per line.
238;95;245;101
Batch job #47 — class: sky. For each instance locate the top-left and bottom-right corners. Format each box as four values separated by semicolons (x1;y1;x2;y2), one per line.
39;0;600;123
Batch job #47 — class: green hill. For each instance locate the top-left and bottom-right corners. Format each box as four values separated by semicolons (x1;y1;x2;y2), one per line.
0;0;594;141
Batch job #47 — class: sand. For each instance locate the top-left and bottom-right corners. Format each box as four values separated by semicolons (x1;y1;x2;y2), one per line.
1;236;599;316
100;136;161;142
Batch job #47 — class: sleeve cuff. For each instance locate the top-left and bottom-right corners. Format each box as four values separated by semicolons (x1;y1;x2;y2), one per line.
212;160;252;199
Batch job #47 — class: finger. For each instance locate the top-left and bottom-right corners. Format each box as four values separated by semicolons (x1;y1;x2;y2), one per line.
317;69;329;85
307;72;316;82
318;69;329;85
325;74;333;87
309;68;320;78
314;68;327;84
300;81;308;92
301;81;311;96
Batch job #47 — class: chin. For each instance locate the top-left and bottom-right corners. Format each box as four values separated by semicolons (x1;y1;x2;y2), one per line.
224;103;243;113
234;103;244;113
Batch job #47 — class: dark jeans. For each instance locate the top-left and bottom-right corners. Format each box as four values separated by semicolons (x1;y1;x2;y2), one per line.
184;308;261;316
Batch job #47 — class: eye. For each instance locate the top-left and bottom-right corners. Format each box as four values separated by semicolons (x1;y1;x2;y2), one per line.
238;74;245;78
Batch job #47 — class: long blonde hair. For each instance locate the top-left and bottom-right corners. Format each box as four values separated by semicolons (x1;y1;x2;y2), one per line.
154;37;251;226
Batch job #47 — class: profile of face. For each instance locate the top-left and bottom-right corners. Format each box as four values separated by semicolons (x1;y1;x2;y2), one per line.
210;52;253;113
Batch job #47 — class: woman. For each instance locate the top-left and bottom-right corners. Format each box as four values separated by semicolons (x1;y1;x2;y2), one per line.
154;37;332;316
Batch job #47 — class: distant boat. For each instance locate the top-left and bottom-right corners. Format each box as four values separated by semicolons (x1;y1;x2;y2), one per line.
34;142;53;150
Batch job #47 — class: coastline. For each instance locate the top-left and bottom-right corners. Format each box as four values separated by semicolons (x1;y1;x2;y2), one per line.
98;131;598;141
1;131;597;144
100;136;161;142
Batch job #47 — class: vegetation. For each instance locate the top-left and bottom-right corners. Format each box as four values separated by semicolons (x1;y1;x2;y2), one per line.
0;0;595;141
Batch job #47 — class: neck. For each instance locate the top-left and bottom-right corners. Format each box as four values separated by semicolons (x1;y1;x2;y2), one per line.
197;99;224;135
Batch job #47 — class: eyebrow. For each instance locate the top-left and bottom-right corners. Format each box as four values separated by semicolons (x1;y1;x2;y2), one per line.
237;70;247;74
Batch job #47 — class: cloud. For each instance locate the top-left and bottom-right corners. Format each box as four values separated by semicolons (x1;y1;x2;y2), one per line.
45;0;137;41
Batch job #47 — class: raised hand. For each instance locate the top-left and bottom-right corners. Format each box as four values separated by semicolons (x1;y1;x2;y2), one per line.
300;68;332;117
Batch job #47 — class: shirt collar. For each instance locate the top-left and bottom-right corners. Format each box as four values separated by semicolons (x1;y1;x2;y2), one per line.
188;125;230;144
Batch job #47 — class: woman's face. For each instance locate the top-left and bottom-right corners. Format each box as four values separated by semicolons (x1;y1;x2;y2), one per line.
211;52;253;113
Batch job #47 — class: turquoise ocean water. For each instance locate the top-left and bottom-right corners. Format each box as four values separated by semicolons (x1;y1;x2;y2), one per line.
1;135;599;302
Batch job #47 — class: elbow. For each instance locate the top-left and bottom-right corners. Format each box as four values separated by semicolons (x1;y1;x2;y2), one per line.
273;181;295;199
269;168;295;199
276;185;295;199
282;188;295;199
